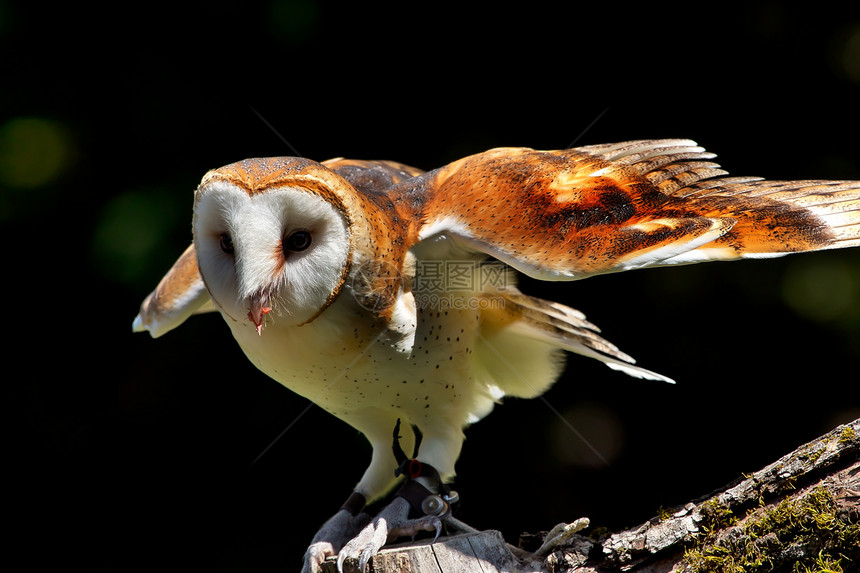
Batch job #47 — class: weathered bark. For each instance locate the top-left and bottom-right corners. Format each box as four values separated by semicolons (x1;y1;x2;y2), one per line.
539;417;860;573
336;418;859;572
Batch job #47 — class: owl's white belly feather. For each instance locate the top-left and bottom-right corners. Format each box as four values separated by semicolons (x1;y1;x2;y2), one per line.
225;291;496;443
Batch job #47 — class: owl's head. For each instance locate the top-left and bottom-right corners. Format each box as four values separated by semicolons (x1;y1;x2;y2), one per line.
193;157;355;331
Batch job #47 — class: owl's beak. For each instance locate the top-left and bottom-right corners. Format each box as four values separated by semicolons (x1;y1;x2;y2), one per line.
247;292;272;335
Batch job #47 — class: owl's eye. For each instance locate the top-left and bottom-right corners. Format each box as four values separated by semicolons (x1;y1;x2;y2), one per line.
284;230;312;253
219;233;235;255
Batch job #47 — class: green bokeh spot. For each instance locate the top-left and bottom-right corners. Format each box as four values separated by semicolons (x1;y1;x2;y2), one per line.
267;0;320;44
0;116;73;189
91;187;186;285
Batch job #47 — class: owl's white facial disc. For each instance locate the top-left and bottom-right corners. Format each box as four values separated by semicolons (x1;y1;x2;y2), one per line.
194;180;351;329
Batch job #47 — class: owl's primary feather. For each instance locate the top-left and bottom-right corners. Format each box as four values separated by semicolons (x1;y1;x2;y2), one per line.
133;139;860;571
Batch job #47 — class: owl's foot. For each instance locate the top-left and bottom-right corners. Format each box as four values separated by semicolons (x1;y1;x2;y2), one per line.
302;493;371;573
337;496;444;572
336;447;460;571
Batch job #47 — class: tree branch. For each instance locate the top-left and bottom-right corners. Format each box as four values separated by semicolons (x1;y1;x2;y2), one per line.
539;417;859;573
339;418;859;572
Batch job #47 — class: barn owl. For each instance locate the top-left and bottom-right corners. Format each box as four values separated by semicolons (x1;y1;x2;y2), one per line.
133;139;860;572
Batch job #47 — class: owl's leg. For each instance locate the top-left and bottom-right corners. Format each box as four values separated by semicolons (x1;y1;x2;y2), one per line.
336;422;465;572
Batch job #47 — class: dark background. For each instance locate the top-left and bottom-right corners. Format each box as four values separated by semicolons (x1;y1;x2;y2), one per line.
4;1;860;570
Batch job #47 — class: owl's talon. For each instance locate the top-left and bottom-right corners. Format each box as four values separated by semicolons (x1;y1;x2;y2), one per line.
305;541;335;573
388;514;442;540
358;551;373;573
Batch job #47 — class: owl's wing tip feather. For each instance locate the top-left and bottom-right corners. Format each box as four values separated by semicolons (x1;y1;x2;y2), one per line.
132;312;165;338
132;244;213;339
605;361;676;384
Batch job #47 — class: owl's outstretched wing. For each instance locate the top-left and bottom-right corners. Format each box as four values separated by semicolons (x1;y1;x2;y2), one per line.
132;244;214;338
405;139;860;281
398;139;860;383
